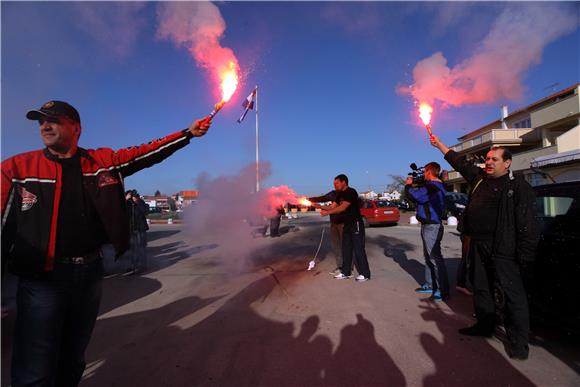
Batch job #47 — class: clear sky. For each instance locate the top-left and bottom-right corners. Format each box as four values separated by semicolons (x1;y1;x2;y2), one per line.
2;1;579;196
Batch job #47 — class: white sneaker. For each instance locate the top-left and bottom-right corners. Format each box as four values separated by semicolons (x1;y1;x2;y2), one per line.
355;275;369;282
334;273;352;279
329;269;341;276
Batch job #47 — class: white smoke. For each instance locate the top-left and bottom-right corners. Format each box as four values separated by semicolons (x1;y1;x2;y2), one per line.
183;163;304;272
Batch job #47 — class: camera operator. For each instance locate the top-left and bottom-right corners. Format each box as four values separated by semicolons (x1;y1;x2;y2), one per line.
430;135;538;360
405;162;450;301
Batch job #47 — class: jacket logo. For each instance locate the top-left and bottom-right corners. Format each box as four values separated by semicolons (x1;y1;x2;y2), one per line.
97;171;119;188
19;187;38;211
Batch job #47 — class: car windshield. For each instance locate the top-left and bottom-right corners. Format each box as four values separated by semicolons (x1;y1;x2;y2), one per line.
375;201;394;208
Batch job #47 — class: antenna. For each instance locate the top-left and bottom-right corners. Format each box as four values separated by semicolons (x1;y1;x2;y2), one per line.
543;82;560;92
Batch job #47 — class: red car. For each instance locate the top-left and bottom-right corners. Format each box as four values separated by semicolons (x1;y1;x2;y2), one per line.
360;200;400;226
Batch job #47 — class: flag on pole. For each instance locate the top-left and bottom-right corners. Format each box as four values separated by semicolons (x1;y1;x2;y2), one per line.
237;87;257;123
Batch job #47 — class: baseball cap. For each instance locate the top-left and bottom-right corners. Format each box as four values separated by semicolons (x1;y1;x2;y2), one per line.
26;100;81;124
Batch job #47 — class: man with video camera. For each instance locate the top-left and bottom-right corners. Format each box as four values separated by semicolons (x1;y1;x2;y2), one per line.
405;162;450;301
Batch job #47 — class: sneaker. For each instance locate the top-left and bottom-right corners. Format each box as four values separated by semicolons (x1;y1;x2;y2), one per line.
334;273;352;280
415;284;432;293
428;290;449;302
355;275;369;282
329;269;342;276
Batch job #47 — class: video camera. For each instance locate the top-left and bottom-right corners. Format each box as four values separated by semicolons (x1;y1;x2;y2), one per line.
408;163;426;186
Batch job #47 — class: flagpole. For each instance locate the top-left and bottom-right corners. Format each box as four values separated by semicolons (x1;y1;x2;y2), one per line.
255;85;260;192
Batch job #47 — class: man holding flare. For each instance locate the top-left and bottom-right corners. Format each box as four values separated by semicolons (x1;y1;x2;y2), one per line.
429;134;538;360
1;100;212;386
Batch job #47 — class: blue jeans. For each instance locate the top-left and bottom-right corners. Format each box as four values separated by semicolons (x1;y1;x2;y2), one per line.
420;223;449;297
11;260;103;387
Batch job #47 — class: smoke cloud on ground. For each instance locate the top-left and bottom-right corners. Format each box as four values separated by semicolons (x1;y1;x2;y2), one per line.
183;163;307;272
399;3;578;106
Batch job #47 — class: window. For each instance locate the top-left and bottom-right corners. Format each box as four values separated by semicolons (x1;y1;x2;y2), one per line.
534;192;579;236
513;117;531;128
536;196;574;217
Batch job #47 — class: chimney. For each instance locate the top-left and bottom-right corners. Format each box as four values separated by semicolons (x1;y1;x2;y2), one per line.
501;105;508;129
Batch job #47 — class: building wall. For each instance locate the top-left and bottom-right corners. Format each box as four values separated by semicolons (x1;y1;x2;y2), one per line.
557;124;580;152
531;93;580;129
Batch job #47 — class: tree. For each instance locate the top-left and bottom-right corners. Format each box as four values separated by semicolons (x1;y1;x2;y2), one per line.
167;197;177;211
154;190;161;197
386;174;406;193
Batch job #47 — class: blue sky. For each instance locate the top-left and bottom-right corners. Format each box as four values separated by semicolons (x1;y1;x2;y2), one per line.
2;1;579;196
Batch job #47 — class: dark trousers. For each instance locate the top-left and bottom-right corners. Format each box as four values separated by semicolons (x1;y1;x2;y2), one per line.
11;260;104;387
341;220;371;278
456;235;470;288
469;238;530;348
270;215;281;237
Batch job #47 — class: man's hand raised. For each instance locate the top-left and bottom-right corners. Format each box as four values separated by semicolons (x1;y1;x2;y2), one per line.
430;135;450;155
189;116;212;137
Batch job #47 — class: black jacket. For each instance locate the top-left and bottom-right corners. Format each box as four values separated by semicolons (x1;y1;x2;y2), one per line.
444;150;538;263
127;198;150;233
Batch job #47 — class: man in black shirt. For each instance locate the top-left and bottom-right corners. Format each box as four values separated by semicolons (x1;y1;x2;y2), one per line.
431;135;538;360
319;174;371;282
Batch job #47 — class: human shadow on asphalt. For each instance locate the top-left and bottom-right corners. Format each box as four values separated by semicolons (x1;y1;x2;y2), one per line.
368;234;426;285
147;229;182;243
81;276;406;387
367;235;541;385
0;274;165;386
418;300;536;387
132;241;219;275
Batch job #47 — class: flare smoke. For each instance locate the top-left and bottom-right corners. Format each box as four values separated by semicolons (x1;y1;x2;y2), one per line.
400;4;578;106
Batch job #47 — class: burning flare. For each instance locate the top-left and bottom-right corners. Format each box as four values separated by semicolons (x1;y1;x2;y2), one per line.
418;103;432;126
209;61;240;118
220;61;239;102
418;102;434;138
298;198;312;207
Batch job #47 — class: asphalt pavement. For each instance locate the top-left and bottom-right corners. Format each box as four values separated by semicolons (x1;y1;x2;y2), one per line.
2;213;579;386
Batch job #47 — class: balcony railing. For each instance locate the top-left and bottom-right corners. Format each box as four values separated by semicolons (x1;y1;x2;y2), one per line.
450;128;536;153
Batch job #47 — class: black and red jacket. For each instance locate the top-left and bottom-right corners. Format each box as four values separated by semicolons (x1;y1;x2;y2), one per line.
2;129;194;276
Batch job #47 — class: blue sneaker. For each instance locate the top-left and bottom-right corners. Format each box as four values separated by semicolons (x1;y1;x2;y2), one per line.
429;291;449;302
415;284;432;293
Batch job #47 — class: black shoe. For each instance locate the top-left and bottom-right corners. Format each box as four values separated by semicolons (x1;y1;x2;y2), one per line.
507;344;529;360
458;324;494;337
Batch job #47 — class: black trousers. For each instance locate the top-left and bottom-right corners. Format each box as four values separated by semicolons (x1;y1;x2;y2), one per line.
270;215;281;237
341;220;371;278
469;238;529;348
